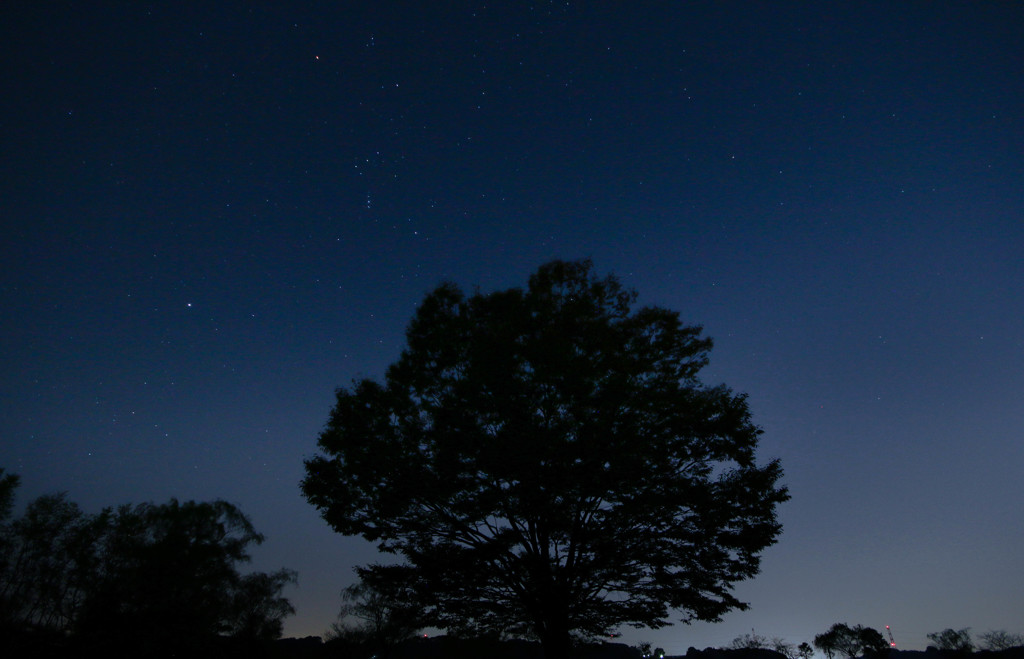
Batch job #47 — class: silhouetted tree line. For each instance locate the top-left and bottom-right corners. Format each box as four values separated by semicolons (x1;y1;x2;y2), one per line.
711;625;1024;659
677;648;1024;659
0;468;295;658
324;633;645;659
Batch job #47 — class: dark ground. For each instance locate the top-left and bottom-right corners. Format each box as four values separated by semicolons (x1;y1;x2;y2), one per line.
6;630;1024;659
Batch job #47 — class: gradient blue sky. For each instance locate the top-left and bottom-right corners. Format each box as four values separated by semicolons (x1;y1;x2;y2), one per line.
2;2;1022;652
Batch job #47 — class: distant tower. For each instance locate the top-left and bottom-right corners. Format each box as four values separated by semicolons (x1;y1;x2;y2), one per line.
886;626;897;648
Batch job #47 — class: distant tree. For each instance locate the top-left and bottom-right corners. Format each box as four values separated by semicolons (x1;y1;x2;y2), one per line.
814;626;841;659
856;627;889;657
0;468;21;628
731;633;797;658
927;629;974;654
78;498;295;653
978;630;1024;652
0;475;296;656
326;565;426;656
0;492;108;633
771;637;797;659
227;568;298;641
636;643;665;659
303;259;789;658
732;631;768;650
796;641;815;659
814;623;887;659
0;469;18;522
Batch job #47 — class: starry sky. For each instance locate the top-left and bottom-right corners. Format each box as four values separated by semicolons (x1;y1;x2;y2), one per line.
2;2;1023;652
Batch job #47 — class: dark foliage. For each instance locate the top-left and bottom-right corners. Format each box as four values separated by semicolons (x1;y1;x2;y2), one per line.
79;499;296;655
327;565;428;656
682;648;789;659
927;630;975;655
891;649;1024;659
383;635;642;659
0;469;17;521
814;624;889;659
0;493;107;633
303;259;789;658
978;632;1024;652
0;474;295;658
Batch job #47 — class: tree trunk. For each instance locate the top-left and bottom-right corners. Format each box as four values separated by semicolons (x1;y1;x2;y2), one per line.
541;624;572;659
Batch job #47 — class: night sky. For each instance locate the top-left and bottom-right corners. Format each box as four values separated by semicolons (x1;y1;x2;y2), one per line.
2;2;1023;652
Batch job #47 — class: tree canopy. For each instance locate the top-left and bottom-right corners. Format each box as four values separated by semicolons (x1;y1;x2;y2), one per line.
813;623;888;659
303;259;788;657
0;475;295;657
327;565;427;656
0;469;18;522
978;631;1024;652
77;498;296;651
928;629;974;654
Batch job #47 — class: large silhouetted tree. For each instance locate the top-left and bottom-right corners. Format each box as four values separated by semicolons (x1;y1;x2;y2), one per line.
303;259;788;658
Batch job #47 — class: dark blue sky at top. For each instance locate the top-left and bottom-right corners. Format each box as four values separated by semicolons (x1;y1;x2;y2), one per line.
2;1;1023;651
